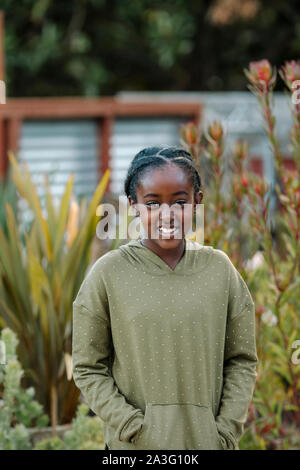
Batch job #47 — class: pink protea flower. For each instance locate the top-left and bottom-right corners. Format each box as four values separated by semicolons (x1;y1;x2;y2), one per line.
234;140;248;161
241;173;249;188
280;60;300;87
180;122;200;145
244;59;276;90
253;180;268;198
207;120;223;141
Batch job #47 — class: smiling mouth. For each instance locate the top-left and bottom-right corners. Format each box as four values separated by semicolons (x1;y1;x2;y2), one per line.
157;225;181;236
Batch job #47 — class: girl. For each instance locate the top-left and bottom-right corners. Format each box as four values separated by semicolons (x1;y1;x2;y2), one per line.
72;145;258;450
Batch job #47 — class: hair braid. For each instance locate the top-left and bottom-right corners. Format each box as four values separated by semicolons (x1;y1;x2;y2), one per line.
124;145;202;203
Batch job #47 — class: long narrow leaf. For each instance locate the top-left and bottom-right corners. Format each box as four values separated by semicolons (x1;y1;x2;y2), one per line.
53;174;74;261
8;151;52;261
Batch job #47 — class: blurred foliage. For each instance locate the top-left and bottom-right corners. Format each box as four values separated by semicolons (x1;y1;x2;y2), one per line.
0;169;17;236
182;120;259;271
0;327;104;450
34;403;105;450
2;0;300;95
0;152;110;427
0;328;49;450
181;59;300;449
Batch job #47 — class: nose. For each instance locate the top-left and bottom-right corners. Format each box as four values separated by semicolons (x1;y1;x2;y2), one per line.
159;203;175;224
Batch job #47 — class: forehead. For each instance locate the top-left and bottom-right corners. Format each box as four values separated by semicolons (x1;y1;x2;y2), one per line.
137;164;192;194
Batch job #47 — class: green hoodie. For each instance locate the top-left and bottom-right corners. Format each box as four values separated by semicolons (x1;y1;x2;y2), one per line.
72;238;258;450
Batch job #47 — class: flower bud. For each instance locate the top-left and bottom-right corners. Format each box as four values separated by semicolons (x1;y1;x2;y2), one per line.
208;120;223;141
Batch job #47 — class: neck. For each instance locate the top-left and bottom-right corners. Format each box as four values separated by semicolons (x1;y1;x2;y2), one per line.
140;238;186;261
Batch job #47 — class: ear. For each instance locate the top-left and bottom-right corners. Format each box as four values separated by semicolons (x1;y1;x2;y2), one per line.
128;196;140;217
194;191;203;206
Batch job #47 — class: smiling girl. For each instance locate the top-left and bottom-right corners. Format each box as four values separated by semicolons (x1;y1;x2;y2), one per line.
72;145;258;450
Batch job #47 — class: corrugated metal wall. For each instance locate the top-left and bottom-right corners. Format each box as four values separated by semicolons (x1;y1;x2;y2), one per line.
18;119;100;229
111;117;187;195
17;115;188;229
117;91;296;219
19;119;100;198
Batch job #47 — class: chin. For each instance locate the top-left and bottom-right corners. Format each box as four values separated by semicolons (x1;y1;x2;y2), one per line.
155;238;184;248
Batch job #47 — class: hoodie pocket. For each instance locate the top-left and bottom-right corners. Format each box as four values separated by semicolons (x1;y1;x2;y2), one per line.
133;402;224;450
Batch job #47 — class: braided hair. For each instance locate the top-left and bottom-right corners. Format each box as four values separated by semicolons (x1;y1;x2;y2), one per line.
124;145;202;203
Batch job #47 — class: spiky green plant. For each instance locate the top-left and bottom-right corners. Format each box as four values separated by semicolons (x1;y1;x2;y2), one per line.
0;152;110;429
0;328;49;450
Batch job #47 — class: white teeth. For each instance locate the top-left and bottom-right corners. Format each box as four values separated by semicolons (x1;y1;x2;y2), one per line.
159;227;177;233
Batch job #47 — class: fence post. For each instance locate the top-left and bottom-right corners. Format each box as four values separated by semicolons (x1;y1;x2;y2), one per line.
0;10;7;179
99;116;113;194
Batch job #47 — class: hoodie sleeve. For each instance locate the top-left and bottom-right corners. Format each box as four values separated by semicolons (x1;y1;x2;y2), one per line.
215;255;259;450
72;261;144;443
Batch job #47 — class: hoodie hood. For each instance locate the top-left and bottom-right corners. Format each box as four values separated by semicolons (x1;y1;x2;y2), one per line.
118;237;213;276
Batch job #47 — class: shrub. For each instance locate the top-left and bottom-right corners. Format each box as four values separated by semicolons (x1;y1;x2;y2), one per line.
180;59;300;449
0;328;49;450
0;154;110;427
34;404;104;450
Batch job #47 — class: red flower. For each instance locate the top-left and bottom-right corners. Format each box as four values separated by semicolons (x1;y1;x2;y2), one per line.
208;120;223;141
180;122;200;145
254;182;262;196
252;60;272;82
260;423;276;435
281;60;300;85
256;306;265;317
234;140;248;161
241;174;249;188
245;59;276;89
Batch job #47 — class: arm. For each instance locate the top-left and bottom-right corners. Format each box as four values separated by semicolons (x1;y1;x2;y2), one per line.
72;266;144;443
215;259;259;450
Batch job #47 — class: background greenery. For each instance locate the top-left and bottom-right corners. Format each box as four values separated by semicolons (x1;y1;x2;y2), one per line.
2;0;300;96
0;0;300;450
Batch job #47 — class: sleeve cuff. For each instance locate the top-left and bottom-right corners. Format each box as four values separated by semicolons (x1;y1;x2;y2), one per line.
215;423;239;450
118;410;145;442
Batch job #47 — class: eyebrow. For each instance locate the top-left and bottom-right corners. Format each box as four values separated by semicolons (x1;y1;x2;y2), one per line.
143;191;189;198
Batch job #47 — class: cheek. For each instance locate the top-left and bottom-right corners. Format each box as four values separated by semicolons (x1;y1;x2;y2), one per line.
178;207;194;228
140;209;159;227
175;207;190;221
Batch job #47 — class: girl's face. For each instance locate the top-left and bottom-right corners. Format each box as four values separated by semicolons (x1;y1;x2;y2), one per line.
128;163;203;251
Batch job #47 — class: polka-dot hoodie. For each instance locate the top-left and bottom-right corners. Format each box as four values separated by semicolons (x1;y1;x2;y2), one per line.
72;238;258;450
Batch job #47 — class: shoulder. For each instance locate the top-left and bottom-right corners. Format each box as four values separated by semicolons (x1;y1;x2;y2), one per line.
210;247;234;267
187;240;232;267
73;249;123;310
210;248;247;282
85;248;124;280
185;239;213;255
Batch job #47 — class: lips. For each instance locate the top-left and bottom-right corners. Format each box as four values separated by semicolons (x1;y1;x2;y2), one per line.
157;225;180;235
159;226;175;233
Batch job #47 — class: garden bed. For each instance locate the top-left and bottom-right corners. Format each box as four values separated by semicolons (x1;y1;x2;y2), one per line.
27;424;73;447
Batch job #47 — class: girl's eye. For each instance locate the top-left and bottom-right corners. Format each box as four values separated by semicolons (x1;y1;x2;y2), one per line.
145;200;188;209
145;202;160;208
173;200;188;207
